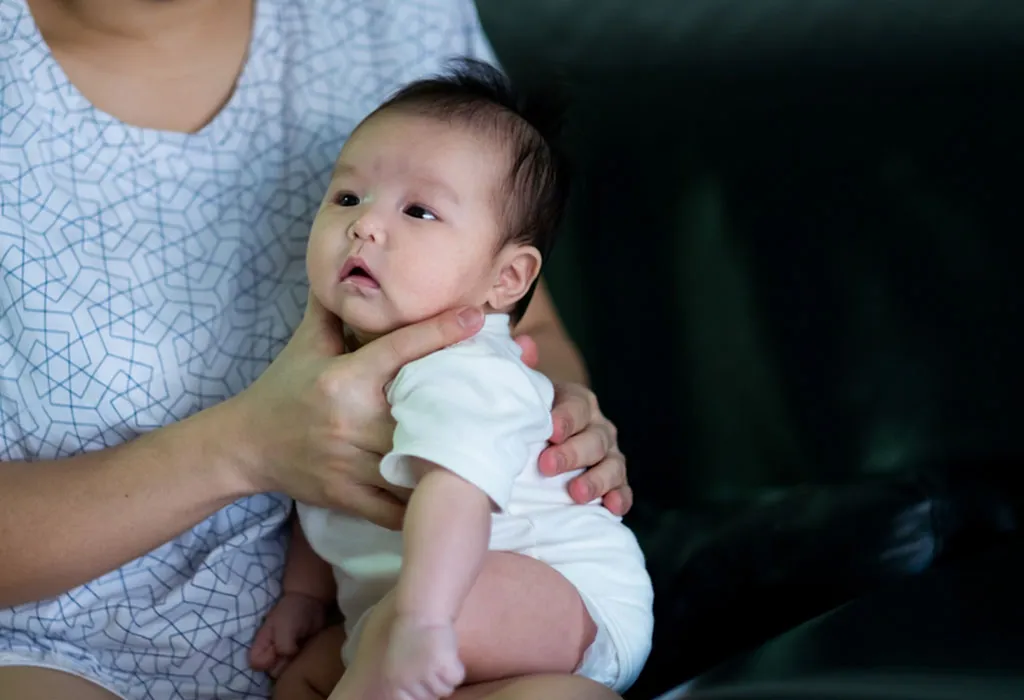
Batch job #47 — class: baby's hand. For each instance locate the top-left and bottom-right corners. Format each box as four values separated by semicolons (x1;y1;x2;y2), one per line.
383;614;464;699
249;592;330;678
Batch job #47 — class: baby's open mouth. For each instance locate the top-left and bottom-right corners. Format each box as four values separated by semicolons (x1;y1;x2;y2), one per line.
340;258;380;289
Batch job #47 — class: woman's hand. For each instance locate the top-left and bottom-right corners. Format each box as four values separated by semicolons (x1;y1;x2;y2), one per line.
543;382;631;515
515;336;632;516
233;293;484;529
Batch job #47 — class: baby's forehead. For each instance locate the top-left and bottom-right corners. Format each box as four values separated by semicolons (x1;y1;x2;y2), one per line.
345;109;509;162
334;117;509;189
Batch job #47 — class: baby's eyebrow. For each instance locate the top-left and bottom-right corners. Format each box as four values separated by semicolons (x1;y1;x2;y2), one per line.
331;161;358;180
413;176;460;206
328;162;460;206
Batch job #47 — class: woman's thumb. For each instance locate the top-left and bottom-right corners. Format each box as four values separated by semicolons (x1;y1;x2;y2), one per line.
513;333;540;369
300;290;346;356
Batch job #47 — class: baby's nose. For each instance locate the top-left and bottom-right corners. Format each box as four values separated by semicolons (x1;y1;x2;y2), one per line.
349;214;385;243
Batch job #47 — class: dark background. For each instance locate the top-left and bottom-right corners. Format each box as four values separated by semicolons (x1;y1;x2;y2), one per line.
477;0;1024;509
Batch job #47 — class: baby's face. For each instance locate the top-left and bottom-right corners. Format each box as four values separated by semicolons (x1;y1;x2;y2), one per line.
307;110;511;339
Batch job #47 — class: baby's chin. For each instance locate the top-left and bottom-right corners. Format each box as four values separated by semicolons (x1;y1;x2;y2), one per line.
324;289;462;344
335;303;410;345
310;291;393;340
337;313;398;345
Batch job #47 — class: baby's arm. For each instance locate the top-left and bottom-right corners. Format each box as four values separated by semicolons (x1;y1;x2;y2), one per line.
343;351;555;697
377;459;490;696
395;459;491;623
250;514;336;677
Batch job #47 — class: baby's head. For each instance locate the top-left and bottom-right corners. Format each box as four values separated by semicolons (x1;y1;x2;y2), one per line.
307;59;569;343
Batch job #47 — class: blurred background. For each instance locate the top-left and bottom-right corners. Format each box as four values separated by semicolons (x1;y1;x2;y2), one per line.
478;0;1024;509
475;3;1024;696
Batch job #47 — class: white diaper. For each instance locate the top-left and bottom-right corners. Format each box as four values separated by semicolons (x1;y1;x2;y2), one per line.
574;589;654;691
523;506;654;692
331;505;654;693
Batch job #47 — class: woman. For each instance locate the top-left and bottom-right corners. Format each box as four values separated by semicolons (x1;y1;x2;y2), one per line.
0;1;632;699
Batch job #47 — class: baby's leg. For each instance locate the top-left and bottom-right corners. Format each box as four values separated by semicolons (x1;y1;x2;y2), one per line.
0;667;122;700
451;675;620;700
330;551;597;699
272;624;346;700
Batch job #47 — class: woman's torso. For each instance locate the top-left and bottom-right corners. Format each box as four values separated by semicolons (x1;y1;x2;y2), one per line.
0;0;495;695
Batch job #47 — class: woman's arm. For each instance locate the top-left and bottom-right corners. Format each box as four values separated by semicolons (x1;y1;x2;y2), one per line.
0;399;253;608
0;301;484;609
514;279;633;513
514;279;588;386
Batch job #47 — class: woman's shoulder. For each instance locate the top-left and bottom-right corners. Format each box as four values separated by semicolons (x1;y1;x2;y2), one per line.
0;1;45;85
271;0;498;92
249;0;499;154
0;0;30;32
290;0;490;38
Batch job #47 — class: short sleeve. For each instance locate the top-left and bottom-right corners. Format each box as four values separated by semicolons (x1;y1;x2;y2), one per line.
379;349;552;510
455;0;504;70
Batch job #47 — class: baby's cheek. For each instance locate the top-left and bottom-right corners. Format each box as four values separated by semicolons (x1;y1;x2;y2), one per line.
394;269;468;320
387;240;488;318
305;229;333;275
306;255;338;303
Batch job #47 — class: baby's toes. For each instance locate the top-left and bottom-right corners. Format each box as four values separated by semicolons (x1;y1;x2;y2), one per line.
428;662;462;697
425;674;455;699
391;678;429;700
417;679;442;700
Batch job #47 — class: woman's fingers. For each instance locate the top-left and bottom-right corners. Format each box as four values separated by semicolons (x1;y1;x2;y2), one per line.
359;306;483;379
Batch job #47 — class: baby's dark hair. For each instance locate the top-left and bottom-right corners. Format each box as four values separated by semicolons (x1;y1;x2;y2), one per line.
371;58;570;323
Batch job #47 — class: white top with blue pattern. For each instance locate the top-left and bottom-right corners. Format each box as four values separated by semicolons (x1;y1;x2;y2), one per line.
0;1;496;697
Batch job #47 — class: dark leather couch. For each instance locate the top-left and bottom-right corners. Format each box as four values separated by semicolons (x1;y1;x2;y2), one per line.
477;1;1024;698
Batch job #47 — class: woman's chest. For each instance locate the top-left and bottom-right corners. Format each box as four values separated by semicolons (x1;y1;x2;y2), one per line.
39;0;254;134
0;150;318;455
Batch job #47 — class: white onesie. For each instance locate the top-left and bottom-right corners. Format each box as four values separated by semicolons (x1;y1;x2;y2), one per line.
297;314;653;692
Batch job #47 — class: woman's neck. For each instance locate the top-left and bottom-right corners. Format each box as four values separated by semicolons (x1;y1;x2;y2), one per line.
30;0;235;41
26;0;254;133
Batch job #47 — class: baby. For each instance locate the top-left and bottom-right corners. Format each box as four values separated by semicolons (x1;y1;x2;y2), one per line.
252;60;654;699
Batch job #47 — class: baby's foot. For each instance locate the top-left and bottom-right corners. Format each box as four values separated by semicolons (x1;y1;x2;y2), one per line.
382;614;464;699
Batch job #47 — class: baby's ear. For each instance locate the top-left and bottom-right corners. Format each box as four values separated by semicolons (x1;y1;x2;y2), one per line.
488;245;542;312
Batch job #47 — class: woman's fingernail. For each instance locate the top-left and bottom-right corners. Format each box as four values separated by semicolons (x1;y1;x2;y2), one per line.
556;454;568;472
457;307;482;328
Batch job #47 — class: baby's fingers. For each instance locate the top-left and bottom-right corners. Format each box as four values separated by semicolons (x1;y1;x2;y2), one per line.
269;657;293;680
247;624;278;670
272;623;300;657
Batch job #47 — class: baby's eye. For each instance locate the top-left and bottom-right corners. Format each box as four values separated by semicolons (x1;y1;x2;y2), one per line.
335;192;360;207
404;204;438;221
